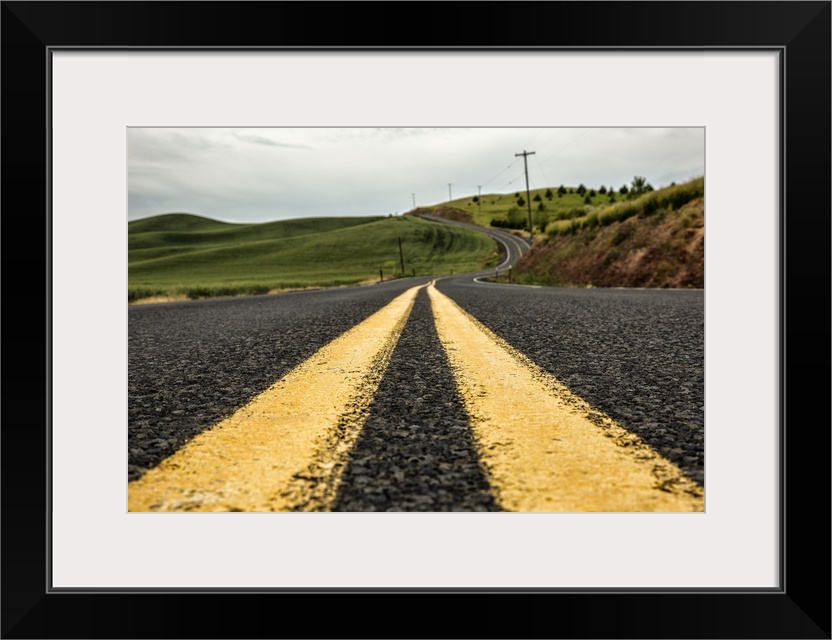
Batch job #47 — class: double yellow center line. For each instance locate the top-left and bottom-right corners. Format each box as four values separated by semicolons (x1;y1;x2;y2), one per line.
128;284;424;512
129;282;703;513
428;285;703;512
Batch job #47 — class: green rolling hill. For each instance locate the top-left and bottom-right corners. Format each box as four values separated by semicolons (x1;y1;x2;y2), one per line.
128;213;500;302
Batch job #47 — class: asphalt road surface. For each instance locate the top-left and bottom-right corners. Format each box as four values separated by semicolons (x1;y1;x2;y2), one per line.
128;220;703;512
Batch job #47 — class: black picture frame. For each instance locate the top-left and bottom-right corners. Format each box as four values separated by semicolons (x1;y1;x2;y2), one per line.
2;2;829;638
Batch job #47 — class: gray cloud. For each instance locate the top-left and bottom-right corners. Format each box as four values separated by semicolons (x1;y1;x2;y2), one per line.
233;132;310;148
128;127;705;223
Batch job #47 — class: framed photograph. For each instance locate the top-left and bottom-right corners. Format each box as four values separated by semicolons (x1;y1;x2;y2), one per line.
4;2;829;638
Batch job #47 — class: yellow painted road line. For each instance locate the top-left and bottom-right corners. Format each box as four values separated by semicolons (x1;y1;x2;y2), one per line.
128;284;426;512
427;283;704;512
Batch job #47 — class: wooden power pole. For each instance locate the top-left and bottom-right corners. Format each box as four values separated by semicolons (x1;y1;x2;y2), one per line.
515;150;535;242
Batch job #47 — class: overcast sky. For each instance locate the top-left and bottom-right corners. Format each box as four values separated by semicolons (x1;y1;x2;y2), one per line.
128;127;704;223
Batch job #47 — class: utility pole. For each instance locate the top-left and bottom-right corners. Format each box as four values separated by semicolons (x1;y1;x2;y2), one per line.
515;150;536;242
477;185;482;217
412;193;416;209
398;236;405;275
448;183;452;201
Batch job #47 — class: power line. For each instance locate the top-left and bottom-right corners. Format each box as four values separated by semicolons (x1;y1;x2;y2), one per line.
537;129;592;166
522;128;545;150
486;131;579;194
531;128;569;156
498;172;527;192
480;157;522;191
532;153;550;190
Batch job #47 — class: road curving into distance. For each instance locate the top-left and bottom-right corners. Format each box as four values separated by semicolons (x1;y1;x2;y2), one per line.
415;213;529;276
128;216;704;512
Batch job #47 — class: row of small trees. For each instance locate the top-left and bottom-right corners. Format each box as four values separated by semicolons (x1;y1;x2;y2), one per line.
506;176;655;208
556;176;655;199
491;176;658;232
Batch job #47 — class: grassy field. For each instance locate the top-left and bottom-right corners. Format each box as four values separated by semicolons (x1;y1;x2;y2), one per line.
544;178;704;235
128;213;500;302
435;178;698;228
441;184;632;227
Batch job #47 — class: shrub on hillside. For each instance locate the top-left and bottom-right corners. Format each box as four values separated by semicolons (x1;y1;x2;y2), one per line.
492;216;526;229
662;180;704;209
628;176;655;199
583;211;599;229
490;206;523;229
598;201;641;225
642;194;660;215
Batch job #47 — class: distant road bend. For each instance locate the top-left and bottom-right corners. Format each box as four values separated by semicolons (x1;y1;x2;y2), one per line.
415;213;529;275
128;216;704;512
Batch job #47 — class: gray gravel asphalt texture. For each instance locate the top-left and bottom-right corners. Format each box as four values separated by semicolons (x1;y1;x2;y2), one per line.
128;273;704;497
436;277;705;486
127;278;432;481
331;287;500;512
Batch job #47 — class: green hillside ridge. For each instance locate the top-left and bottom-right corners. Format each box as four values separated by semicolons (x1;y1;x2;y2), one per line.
127;212;234;234
129;177;704;302
129;213;384;254
437;183;640;228
129;214;500;302
427;177;699;230
514;179;704;288
422;177;704;289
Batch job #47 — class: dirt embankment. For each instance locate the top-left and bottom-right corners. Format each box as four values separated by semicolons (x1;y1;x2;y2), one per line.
514;198;704;289
408;206;474;224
